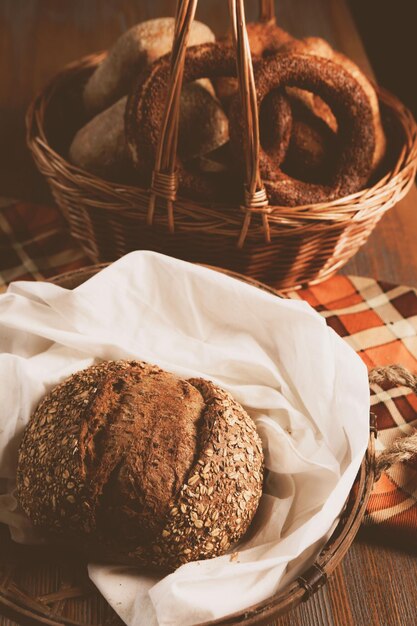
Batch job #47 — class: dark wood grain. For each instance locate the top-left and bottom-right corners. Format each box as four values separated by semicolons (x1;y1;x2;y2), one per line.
348;0;417;119
274;533;417;626
1;1;417;626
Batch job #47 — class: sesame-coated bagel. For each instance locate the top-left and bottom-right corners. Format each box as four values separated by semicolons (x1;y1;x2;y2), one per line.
229;53;375;206
278;36;386;171
126;42;242;202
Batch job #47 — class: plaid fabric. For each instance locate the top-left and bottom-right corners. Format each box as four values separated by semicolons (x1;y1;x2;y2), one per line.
0;199;90;291
288;277;417;546
1;200;416;544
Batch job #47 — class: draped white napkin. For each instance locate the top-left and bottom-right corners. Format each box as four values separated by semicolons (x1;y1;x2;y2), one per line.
0;251;369;626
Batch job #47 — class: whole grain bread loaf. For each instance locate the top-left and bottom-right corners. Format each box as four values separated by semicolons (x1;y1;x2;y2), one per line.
17;360;264;570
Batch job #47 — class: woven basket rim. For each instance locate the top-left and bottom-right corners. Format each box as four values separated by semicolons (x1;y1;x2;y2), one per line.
0;263;377;626
26;50;417;231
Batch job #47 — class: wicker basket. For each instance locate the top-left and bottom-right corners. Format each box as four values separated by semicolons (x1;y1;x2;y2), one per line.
0;263;377;626
26;0;417;290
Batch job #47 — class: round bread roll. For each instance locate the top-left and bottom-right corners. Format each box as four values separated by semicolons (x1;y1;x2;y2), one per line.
68;96;130;180
259;91;293;168
84;18;215;115
178;82;229;160
282;95;337;184
69;84;229;181
17;360;264;571
245;20;293;57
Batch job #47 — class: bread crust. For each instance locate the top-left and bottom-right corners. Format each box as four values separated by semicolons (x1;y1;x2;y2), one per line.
68;97;130;180
17;360;264;571
83;18;215;115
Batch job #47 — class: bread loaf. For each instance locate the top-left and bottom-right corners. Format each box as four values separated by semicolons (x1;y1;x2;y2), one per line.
68;97;130;180
282;96;337;184
69;84;228;180
83;18;215;115
17;360;263;570
178;82;229;160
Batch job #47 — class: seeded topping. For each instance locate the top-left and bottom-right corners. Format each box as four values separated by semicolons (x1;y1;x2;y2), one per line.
16;360;264;570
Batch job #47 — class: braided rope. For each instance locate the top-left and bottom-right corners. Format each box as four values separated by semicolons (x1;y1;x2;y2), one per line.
238;187;270;248
369;364;417;393
375;432;417;477
148;170;178;232
369;365;417;478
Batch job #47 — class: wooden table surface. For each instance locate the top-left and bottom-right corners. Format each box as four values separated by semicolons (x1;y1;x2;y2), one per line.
1;1;416;625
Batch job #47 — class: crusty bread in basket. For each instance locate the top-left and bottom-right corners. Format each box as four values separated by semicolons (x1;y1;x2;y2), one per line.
16;360;264;571
0;263;376;625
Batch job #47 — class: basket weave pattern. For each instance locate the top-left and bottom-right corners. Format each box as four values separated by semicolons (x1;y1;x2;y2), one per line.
26;0;417;289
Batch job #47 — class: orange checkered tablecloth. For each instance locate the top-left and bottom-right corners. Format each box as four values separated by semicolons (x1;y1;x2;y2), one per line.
1;199;416;546
288;277;417;545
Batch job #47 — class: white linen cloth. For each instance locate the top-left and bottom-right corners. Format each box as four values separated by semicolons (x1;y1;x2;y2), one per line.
0;251;369;625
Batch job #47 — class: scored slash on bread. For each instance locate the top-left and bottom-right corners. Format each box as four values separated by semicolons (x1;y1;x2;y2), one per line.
17;360;264;571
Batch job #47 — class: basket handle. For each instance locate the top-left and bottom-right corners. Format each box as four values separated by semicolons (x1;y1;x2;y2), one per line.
149;0;272;246
148;0;198;233
229;0;271;248
259;0;276;23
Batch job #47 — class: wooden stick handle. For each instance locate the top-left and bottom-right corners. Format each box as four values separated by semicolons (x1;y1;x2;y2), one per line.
148;0;198;231
151;0;271;243
230;0;270;247
259;0;275;22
